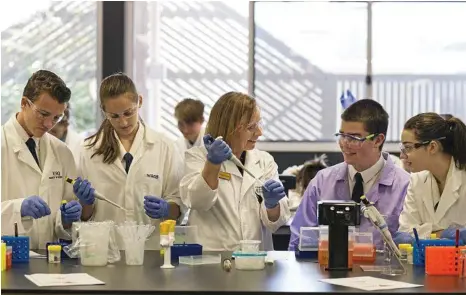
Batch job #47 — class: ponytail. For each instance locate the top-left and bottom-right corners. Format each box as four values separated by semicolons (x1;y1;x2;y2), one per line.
447;117;466;170
86;119;120;164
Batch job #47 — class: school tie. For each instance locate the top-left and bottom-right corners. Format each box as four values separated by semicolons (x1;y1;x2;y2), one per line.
352;172;364;203
25;138;40;167
123;153;133;174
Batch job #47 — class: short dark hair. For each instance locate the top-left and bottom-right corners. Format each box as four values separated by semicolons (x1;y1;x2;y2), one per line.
341;99;389;150
404;113;466;170
174;98;205;123
23;70;71;104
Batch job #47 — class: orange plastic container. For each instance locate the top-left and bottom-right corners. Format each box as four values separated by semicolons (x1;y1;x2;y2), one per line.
425;246;466;276
353;244;376;263
318;240;354;267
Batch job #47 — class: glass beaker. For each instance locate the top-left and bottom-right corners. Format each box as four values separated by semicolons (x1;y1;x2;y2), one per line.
381;246;406;276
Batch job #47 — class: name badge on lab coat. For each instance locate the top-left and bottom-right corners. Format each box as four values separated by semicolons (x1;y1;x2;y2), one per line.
219;171;231;181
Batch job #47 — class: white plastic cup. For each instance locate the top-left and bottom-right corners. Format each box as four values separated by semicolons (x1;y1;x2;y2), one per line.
124;240;145;265
240;240;261;253
79;222;111;266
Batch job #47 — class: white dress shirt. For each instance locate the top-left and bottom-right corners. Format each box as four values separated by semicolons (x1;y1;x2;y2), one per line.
348;154;385;195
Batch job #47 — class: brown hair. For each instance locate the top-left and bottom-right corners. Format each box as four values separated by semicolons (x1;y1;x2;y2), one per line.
23;70;71;103
341;99;389;150
205;92;257;145
86;73;139;164
174;98;204;123
296;157;328;195
404;113;466;170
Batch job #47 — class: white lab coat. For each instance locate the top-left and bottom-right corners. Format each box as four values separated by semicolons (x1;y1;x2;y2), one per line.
179;146;291;251
1;116;76;249
79;124;183;250
174;127;205;160
398;159;466;238
65;128;84;168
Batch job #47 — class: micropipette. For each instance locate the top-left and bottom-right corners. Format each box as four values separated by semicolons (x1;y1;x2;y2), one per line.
65;177;128;212
214;136;268;190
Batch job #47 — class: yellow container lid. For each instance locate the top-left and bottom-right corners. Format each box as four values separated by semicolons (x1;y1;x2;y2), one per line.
406;246;413;253
398;244;411;250
430;233;437;239
48;245;62;251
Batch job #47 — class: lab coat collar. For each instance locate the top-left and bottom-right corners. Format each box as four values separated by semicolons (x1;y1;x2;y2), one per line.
7;115;43;174
240;149;263;199
431;158;461;221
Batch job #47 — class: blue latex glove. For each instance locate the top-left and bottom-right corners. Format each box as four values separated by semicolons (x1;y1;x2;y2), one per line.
440;227;466;245
203;134;232;165
262;179;286;209
340;89;357;110
393;231;414;246
20;196;51;219
61;200;82;224
73;177;95;205
144;196;169;219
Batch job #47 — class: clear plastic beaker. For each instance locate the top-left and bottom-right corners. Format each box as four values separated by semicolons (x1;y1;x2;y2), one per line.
79;221;112;266
240;240;261;253
124;240;145;265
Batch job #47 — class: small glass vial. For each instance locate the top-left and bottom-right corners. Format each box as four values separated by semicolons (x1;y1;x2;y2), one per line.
459;249;466;278
406;246;413;265
48;245;62;264
398;244;410;262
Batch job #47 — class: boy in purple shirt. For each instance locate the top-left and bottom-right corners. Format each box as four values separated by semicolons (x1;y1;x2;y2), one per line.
289;99;410;250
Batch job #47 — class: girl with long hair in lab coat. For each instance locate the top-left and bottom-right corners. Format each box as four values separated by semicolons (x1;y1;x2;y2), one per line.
180;91;290;251
395;113;466;245
73;73;183;249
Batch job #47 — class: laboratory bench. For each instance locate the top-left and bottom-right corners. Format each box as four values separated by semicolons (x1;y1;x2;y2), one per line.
2;250;465;295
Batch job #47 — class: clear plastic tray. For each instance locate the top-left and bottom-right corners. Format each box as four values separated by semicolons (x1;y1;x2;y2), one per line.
178;254;221;265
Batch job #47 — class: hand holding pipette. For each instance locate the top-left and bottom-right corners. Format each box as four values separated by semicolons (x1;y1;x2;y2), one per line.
66;177;127;212
203;135;268;189
360;195;401;258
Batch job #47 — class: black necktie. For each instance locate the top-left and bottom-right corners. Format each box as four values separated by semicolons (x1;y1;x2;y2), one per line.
123;153;133;174
352;172;364;203
25;138;39;167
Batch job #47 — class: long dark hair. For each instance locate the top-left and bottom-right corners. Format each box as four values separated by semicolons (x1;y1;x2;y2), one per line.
86;73;139;164
404;113;466;170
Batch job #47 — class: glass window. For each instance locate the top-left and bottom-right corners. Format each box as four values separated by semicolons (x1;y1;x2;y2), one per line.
1;1;98;134
373;2;466;141
132;1;249;139
254;2;368;141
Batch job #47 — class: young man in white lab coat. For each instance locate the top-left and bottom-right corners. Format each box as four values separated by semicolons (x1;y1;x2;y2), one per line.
174;98;205;158
74;73;182;250
1;70;85;249
180;92;290;251
395;113;466;245
48;106;84;168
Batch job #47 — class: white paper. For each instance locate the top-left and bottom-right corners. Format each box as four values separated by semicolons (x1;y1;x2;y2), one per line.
25;273;105;287
319;276;423;291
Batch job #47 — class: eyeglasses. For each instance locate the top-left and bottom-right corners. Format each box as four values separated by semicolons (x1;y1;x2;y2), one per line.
246;120;263;132
399;137;446;155
335;132;378;149
103;104;139;121
26;98;65;124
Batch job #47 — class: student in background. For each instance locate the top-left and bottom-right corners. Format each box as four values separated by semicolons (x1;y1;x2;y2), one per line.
394;113;466;245
180;92;290;251
74;73;182;249
48;105;84;167
174;98;205;158
289;99;410;251
1;70;83;248
285;155;328;211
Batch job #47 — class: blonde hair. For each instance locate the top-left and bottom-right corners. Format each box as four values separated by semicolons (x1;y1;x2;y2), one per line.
86;72;139;164
205;92;257;145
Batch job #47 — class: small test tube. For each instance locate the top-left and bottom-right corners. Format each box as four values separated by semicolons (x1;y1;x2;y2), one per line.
459;249;466;279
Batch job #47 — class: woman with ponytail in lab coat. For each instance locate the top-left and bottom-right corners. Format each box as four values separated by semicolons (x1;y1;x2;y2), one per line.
395;113;466;245
74;73;183;249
